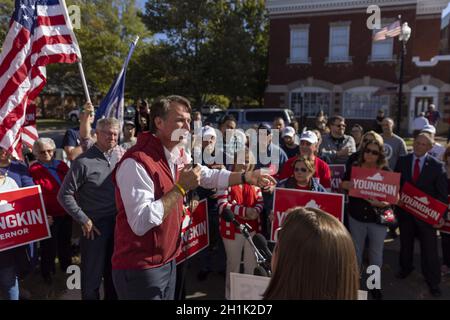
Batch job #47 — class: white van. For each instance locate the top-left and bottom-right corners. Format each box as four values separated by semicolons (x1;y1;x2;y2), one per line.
204;108;295;129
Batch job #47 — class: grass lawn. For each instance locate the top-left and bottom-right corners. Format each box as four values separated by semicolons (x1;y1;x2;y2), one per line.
36;118;74;131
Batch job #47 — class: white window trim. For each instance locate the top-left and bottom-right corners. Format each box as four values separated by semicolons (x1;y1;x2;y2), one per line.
342;86;390;119
289;87;332;118
289;25;311;64
328;23;351;63
369;19;396;62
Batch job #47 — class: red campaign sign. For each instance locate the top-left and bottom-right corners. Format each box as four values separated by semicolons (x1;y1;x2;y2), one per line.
176;199;209;265
399;182;447;226
439;196;450;234
271;188;344;242
349;167;400;205
329;164;346;193
0;186;51;252
24;103;37;126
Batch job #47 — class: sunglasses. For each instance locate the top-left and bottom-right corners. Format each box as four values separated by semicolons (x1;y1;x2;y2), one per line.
39;150;54;155
364;149;380;156
294;167;309;173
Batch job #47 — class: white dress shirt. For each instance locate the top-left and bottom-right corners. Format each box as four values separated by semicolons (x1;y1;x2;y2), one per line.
116;146;231;236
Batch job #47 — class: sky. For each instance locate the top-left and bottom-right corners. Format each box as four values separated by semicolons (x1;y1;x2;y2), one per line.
136;0;146;11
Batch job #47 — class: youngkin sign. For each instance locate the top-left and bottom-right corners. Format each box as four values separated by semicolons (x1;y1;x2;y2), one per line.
271;188;344;242
176;199;209;264
0;186;50;252
399;182;447;226
329;164;346;193
349;167;400;204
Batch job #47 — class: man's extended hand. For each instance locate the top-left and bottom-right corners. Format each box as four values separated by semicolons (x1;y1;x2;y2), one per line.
245;169;277;188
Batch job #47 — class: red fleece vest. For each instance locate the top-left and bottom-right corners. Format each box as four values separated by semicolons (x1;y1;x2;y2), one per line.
111;133;183;269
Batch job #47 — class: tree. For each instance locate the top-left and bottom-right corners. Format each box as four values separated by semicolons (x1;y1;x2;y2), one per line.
0;0;15;47
140;0;269;106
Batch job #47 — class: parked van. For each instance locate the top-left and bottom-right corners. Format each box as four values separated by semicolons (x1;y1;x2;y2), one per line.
204;108;295;129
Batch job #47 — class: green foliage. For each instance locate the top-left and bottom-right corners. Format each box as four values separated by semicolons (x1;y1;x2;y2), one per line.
0;0;14;47
139;0;269;106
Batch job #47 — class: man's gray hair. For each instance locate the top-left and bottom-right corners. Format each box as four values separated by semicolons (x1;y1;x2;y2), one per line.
32;137;56;156
96;117;120;131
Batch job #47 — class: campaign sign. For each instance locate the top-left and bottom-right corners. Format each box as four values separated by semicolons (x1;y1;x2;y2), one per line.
176;199;209;265
439;196;450;234
399;182;447;226
24;103;37;126
0;185;50;252
349;167;400;205
271;188;344;242
329;164;346;193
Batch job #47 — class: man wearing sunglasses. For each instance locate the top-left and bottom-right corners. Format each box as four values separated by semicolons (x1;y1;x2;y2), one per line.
319;116;356;165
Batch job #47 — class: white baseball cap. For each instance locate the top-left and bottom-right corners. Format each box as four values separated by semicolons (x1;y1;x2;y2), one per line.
282;126;296;138
202;126;217;139
421;124;436;135
300;130;318;144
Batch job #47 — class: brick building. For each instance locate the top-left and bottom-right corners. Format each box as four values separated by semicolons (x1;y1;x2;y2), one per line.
265;0;450;134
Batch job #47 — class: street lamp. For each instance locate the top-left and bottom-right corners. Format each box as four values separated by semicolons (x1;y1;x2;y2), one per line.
396;19;412;134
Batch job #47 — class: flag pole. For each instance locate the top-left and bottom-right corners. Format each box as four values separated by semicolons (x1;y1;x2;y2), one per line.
78;61;91;104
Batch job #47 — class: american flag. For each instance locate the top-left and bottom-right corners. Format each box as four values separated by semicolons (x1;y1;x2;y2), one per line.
0;0;81;159
21;101;38;150
373;20;401;42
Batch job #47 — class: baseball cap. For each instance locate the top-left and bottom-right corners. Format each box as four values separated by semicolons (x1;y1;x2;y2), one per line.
124;120;135;127
282;126;296;138
202;125;217;139
258;123;272;134
300;130;318;144
421;124;436;135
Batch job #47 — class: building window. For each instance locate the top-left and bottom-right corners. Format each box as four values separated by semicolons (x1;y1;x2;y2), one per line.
290;91;331;117
329;25;350;62
371;28;394;61
290;27;309;63
343;89;390;119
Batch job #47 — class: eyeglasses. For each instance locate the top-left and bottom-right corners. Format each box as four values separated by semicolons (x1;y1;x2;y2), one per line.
364;149;380;156
39;150;54;155
294;167;309;173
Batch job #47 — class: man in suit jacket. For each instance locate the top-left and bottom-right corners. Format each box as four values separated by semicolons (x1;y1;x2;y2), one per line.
395;133;448;297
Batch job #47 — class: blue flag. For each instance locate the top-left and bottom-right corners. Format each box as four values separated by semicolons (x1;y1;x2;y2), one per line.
94;36;139;128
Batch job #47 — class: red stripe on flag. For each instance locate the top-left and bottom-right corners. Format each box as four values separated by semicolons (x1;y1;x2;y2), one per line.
31;34;73;56
36;15;66;27
0;27;30;77
30;53;78;78
0;55;32;107
0;96;28;142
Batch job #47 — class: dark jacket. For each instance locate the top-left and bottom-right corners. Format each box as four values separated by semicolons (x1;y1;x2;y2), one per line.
395;153;448;220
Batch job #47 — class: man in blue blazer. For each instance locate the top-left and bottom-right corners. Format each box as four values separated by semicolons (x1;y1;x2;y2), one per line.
394;133;448;297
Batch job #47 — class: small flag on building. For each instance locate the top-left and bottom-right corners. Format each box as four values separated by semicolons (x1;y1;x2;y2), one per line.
373;20;401;41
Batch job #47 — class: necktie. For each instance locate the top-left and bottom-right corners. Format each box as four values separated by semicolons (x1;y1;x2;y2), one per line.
412;158;420;183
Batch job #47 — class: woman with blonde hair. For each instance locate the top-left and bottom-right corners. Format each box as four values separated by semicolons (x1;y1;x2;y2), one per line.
263;206;359;300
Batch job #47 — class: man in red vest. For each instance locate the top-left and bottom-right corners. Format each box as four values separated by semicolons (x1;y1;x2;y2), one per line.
111;95;276;300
